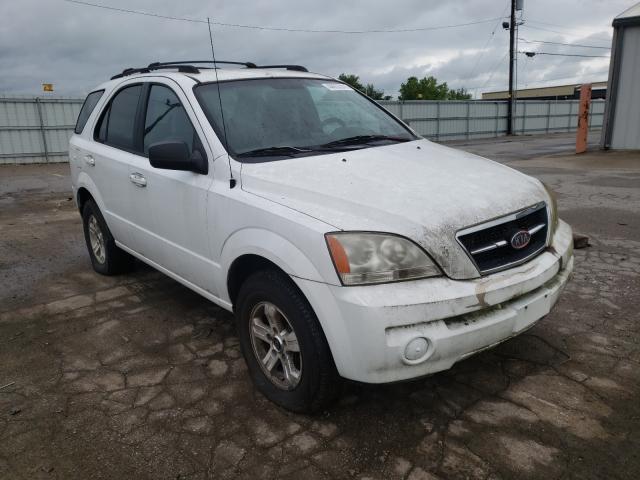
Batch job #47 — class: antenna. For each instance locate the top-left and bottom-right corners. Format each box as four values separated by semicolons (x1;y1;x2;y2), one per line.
207;17;235;188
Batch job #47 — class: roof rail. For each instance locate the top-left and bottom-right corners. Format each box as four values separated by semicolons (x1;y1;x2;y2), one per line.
110;64;199;80
148;60;258;69
151;61;307;71
255;64;308;72
110;61;309;80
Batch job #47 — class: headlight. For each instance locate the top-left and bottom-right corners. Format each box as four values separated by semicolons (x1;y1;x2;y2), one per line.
325;232;441;285
542;182;559;236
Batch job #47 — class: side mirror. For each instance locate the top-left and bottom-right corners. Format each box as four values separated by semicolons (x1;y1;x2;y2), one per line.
148;141;208;174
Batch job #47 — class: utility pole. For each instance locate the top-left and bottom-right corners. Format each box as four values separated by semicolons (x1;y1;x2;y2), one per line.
507;0;516;135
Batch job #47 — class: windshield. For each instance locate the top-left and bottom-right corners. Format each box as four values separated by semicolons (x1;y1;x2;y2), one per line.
194;78;416;160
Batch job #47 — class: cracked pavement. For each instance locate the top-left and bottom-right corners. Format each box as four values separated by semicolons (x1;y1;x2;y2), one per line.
1;132;639;479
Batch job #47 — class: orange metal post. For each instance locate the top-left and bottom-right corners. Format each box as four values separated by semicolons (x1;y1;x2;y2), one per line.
576;83;592;154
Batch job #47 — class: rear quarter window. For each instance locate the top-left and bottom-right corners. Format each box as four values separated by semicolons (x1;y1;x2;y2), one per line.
74;90;104;134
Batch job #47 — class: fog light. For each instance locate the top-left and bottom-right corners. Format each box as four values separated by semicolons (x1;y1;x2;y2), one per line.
404;337;429;362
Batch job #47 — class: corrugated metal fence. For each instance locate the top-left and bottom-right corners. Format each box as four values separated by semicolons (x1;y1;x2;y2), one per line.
0;96;604;164
0;96;82;164
379;99;605;141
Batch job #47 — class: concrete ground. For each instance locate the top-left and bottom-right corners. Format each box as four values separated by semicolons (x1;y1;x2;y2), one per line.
1;132;639;479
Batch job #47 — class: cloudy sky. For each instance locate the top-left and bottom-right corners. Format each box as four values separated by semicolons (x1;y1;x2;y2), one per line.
0;0;633;98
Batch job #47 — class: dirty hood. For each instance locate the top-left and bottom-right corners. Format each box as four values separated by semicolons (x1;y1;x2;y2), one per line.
240;139;549;279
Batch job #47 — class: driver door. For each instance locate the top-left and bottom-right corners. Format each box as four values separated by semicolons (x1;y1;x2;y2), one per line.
126;81;216;292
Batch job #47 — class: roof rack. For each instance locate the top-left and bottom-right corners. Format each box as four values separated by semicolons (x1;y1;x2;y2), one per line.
151;61;308;72
110;64;198;80
110;61;308;80
254;64;308;72
149;60;258;69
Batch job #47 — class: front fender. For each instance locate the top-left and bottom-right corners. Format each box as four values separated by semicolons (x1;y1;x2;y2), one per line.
217;227;327;303
217;228;348;372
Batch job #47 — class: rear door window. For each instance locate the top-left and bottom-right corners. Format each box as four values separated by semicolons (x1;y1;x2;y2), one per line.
74;90;104;134
95;84;143;151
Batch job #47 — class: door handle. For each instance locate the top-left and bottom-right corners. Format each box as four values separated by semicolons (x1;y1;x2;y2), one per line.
84;155;95;166
129;172;147;187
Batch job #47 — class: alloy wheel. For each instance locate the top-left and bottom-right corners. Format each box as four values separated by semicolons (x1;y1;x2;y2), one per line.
88;215;106;264
249;301;302;390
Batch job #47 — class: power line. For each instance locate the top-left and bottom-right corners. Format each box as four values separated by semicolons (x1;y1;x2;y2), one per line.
527;19;580;29
521;23;611;41
63;0;502;34
526;18;611;37
468;67;609;91
520;73;607;88
520;51;610;58
479;51;510;91
464;6;510;80
518;37;610;49
467;73;605;93
64;0;205;23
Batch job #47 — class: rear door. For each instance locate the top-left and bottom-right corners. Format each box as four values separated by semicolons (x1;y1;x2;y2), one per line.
125;80;216;291
74;83;145;248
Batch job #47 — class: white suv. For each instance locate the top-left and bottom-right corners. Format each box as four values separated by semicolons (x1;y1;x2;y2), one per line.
70;61;574;412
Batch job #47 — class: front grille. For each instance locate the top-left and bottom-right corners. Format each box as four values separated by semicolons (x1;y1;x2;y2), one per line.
457;203;548;274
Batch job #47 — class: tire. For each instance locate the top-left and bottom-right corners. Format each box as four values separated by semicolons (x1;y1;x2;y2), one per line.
236;269;341;413
81;199;135;275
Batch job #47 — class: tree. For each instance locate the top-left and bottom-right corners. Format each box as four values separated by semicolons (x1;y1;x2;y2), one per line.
362;83;387;101
447;88;472;100
338;73;389;100
338;73;364;91
399;76;471;100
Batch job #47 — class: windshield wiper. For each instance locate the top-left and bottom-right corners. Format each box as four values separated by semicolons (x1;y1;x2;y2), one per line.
236;146;313;158
318;134;412;149
236;136;412;158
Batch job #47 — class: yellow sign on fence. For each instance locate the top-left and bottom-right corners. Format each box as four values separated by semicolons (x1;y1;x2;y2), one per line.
42;83;54;92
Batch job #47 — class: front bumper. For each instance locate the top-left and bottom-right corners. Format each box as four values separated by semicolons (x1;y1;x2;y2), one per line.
296;220;574;383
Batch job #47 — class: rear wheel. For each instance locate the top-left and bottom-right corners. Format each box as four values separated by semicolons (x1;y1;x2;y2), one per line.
236;269;340;413
81;200;135;275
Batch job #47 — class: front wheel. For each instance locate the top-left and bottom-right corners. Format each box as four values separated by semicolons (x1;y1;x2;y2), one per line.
236;269;340;413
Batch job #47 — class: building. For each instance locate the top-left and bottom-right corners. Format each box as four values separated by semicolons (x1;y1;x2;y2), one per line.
482;81;607;101
601;2;640;149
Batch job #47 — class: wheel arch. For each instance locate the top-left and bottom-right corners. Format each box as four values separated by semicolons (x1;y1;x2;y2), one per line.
227;254;288;309
219;227;328;307
76;186;94;213
219;229;348;376
75;172;107;214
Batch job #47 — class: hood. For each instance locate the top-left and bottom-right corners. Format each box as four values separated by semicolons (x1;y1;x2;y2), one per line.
240;139;548;279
